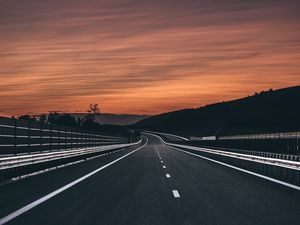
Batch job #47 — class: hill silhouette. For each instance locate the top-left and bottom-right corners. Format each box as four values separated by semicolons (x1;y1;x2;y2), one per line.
71;113;150;125
134;85;300;137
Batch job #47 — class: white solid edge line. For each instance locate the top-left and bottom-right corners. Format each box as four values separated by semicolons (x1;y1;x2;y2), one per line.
0;138;148;225
145;132;300;192
172;190;180;198
169;145;300;191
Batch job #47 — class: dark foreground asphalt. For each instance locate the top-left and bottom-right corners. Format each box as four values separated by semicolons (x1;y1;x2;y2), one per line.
0;134;300;225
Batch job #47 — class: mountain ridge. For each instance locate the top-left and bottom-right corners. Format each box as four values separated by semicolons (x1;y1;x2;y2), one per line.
134;85;300;137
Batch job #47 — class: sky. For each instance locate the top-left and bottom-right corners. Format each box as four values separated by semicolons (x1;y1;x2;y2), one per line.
0;0;300;116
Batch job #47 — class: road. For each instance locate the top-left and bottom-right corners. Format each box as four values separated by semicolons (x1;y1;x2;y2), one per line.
0;134;300;225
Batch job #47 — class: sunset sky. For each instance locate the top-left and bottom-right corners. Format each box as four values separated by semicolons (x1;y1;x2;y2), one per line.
1;0;299;116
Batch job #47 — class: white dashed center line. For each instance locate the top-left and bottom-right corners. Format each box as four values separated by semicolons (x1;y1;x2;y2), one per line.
160;161;164;163
163;166;166;169
166;174;171;178
172;190;180;198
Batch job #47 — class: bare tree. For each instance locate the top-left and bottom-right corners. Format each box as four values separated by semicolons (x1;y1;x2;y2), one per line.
83;104;101;126
88;104;100;121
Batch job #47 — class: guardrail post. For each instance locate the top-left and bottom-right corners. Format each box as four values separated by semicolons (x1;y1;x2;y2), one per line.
89;133;91;147
70;130;72;150
297;137;299;156
92;133;94;147
14;118;17;155
28;120;31;154
40;123;43;153
65;128;67;150
90;133;91;147
50;124;52;151
76;127;79;149
58;128;61;150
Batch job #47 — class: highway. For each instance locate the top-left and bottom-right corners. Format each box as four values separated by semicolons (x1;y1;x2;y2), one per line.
1;134;300;225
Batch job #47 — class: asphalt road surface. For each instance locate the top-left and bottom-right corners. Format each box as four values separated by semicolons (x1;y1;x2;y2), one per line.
1;134;300;225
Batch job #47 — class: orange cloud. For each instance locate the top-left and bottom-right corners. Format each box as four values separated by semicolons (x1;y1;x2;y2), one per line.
0;0;299;115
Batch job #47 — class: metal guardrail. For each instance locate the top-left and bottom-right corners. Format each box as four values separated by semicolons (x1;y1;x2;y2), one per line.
0;116;129;155
189;132;300;156
0;142;141;170
219;132;300;140
192;131;300;141
153;131;300;160
0;139;142;183
166;142;300;171
175;144;300;162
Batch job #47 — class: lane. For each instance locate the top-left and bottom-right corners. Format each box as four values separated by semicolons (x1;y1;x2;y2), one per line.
1;134;300;225
167;144;300;191
0;141;147;225
0;139;146;219
3;136;183;225
152;134;300;225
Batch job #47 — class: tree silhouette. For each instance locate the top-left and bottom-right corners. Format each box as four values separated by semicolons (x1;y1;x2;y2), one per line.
82;104;101;129
88;104;100;121
48;112;77;127
18;115;36;121
84;104;100;122
39;114;47;124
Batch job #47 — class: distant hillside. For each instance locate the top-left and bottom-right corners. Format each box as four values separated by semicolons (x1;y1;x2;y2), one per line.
134;86;300;137
72;113;150;125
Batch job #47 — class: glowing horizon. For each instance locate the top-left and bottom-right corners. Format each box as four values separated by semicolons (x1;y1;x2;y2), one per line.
1;0;300;116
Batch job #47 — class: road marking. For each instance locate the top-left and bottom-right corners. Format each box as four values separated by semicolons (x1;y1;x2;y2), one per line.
146;132;300;192
160;161;164;163
172;190;180;198
146;131;189;141
154;145;160;156
163;166;166;169
0;138;148;225
169;146;300;191
166;174;171;178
